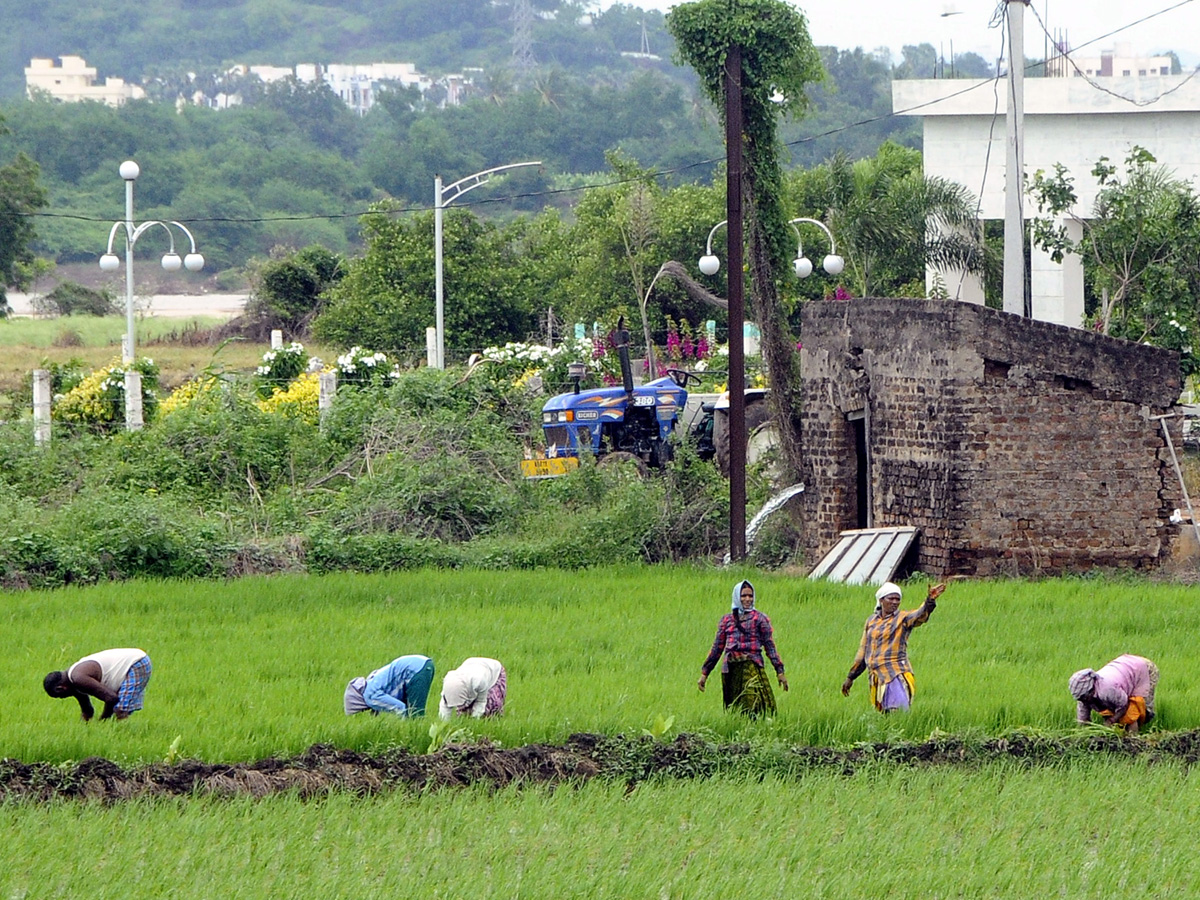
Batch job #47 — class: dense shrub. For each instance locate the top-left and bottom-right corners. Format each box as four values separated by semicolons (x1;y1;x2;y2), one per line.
0;490;233;588
32;282;120;317
0;362;743;587
109;386;327;499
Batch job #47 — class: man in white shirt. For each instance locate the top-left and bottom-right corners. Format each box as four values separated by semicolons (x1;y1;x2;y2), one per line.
44;648;152;721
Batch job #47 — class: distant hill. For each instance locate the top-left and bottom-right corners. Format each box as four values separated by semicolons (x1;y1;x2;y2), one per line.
0;0;677;99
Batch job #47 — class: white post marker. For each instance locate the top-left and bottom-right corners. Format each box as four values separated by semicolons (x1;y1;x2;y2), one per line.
33;368;51;447
124;370;143;432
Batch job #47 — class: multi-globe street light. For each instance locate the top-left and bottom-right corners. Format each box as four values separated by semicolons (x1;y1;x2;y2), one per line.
698;216;843;280
434;161;540;369
99;160;204;363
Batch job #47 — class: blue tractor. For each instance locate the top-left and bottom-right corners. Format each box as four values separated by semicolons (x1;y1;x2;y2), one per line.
521;320;700;477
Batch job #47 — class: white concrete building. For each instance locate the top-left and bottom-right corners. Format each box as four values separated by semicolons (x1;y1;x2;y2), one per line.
25;56;145;106
893;74;1200;327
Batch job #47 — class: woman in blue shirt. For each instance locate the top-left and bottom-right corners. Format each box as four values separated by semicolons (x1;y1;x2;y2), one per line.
344;655;435;716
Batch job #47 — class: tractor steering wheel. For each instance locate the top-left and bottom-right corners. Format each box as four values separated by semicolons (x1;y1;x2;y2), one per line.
665;368;700;388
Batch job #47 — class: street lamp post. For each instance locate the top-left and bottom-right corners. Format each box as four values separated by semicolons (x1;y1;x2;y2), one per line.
434;161;540;369
99;160;204;364
698;214;843;561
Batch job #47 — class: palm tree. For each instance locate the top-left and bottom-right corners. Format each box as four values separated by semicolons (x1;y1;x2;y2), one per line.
794;142;991;298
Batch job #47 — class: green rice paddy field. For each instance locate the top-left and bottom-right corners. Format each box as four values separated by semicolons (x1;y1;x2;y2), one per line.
4;568;1200;898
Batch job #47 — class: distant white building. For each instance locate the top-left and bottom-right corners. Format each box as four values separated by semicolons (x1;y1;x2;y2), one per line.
318;63;431;115
25;56;145;106
1070;43;1173;79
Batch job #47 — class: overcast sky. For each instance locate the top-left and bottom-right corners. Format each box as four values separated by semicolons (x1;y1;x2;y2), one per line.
611;1;1200;66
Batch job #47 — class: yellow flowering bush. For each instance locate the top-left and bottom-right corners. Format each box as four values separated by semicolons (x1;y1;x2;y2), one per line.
54;357;160;429
159;375;221;417
257;371;322;425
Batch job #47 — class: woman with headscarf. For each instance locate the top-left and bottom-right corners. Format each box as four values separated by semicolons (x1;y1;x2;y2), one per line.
697;580;788;716
1068;654;1158;734
343;655;435;717
841;581;946;713
438;657;506;720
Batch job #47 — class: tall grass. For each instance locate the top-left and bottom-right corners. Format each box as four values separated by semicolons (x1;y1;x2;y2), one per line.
4;761;1199;898
3;569;1197;763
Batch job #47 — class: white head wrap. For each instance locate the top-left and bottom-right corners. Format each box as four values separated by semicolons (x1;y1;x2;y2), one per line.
874;582;901;614
732;579;754;611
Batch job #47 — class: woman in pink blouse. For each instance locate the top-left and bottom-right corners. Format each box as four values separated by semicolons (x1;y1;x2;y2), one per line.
1069;654;1159;734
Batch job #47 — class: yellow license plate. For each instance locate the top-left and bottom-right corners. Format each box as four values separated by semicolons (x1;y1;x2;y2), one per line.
520;457;580;479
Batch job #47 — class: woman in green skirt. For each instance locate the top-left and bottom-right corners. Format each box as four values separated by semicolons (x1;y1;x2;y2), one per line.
698;580;788;716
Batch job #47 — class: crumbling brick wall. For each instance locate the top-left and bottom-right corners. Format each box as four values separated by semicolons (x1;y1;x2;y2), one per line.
800;299;1182;576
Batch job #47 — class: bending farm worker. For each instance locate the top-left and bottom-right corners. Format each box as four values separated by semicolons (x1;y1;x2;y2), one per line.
344;655;435;717
842;581;946;713
1069;654;1159;734
43;648;152;722
439;657;507;720
698;579;788;717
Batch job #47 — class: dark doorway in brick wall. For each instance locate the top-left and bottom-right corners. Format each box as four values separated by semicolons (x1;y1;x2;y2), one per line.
848;410;869;529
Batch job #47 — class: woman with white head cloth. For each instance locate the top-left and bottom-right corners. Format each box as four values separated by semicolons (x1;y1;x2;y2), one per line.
1069;655;1158;734
697;580;788;717
439;657;507;720
841;580;946;713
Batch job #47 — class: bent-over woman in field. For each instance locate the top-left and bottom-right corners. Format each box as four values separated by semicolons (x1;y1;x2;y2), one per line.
439;657;507;720
1069;654;1159;734
344;655;435;717
698;580;788;716
842;581;946;713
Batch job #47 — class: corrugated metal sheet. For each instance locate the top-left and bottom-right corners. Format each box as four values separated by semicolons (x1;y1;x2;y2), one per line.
808;527;919;586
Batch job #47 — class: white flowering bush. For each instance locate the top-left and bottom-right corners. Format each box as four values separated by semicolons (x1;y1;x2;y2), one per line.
480;336;626;391
254;343;309;398
335;346;400;387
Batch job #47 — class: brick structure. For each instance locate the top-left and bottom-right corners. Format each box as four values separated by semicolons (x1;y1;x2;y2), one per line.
799;298;1183;577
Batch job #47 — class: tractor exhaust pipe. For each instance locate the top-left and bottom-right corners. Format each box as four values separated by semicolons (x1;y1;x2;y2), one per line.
615;316;635;397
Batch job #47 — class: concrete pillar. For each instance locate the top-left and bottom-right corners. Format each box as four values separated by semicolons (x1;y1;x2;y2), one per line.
574;322;586;340
426;327;437;367
270;329;283;350
33;368;51;447
124;370;143;431
1031;217;1085;328
319;371;337;431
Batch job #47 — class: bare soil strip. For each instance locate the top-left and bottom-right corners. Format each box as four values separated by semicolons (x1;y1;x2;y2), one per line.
5;730;1200;802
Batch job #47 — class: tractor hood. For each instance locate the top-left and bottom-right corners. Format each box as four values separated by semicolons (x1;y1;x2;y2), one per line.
541;376;687;420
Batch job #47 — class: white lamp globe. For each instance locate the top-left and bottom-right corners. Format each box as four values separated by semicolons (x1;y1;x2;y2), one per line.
99;253;121;272
161;252;182;272
793;256;813;279
119;160;140;181
698;254;720;276
823;254;845;276
183;253;205;272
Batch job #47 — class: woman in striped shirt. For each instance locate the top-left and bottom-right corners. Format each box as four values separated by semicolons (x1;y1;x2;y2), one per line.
842;581;946;713
698;580;788;716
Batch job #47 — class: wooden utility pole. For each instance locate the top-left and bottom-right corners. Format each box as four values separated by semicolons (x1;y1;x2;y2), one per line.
725;43;746;561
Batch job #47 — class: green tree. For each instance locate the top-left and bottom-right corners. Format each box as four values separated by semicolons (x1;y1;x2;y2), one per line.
1029;146;1200;373
314;204;535;361
668;0;824;482
247;244;346;339
0;142;48;315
